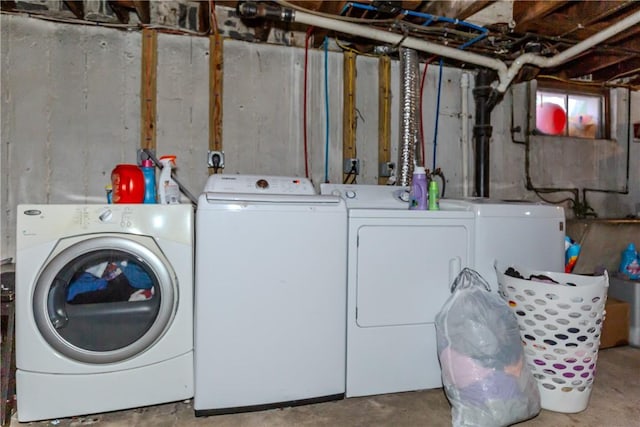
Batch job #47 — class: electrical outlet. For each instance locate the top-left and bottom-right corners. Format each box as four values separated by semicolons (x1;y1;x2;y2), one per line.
207;150;225;169
137;148;155;165
343;158;360;175
378;162;395;177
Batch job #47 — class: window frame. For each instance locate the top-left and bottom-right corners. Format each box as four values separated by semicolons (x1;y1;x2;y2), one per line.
535;80;610;140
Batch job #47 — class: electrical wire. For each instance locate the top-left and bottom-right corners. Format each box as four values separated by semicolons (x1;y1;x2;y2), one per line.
432;58;444;171
324;36;330;183
419;55;437;167
303;26;313;179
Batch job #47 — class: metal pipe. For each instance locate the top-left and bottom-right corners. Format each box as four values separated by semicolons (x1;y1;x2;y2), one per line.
250;5;640;94
473;69;496;198
397;47;420;187
288;9;508;78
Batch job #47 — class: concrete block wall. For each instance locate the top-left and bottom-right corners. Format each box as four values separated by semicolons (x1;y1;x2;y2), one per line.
2;13;639;259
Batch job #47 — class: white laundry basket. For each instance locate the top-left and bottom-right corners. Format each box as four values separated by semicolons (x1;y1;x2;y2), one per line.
495;265;609;413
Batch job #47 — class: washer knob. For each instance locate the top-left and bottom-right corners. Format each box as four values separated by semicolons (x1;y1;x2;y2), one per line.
331;189;342;197
345;190;356;199
256;179;269;189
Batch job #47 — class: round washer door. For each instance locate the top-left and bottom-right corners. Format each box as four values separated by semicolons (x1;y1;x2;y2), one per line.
32;235;176;364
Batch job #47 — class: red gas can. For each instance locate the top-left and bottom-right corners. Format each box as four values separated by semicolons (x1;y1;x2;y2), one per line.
111;164;145;204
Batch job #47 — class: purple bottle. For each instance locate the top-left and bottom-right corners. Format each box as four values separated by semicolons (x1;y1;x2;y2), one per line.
408;166;428;210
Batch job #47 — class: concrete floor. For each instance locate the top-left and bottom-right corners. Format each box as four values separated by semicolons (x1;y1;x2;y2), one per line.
11;345;640;427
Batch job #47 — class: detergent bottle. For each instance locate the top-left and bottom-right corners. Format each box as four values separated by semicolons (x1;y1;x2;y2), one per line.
408;166;428;210
428;180;440;210
157;155;180;204
141;159;156;204
619;243;640;280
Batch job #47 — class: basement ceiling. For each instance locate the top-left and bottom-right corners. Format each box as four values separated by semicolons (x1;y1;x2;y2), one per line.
3;0;640;89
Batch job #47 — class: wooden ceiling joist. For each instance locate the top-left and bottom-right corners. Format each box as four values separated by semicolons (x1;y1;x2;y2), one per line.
513;0;569;31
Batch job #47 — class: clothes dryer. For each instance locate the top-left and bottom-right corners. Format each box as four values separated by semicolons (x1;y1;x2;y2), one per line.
15;204;194;422
321;184;475;398
320;184;565;398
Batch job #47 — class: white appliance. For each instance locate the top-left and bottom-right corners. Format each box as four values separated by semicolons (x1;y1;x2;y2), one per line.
320;184;565;398
465;197;565;290
194;175;347;415
321;184;475;398
15;204;194;422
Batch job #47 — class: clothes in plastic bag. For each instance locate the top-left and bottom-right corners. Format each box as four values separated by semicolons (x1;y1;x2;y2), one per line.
435;268;541;427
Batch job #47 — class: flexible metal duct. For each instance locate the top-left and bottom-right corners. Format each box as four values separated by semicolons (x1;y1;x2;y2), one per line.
397;47;420;187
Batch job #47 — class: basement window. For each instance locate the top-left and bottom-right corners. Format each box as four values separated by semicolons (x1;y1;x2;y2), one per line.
535;83;608;139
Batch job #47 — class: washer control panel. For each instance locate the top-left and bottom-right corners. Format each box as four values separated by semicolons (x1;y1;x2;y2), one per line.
203;174;315;195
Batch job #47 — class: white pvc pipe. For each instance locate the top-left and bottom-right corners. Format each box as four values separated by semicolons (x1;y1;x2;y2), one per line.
292;10;508;77
460;72;470;197
496;9;640;92
291;9;640;94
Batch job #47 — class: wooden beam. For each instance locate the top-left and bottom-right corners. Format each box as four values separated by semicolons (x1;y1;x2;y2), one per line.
343;50;357;184
513;0;569;30
108;1;130;24
421;0;495;20
561;53;635;78
63;1;84;19
132;0;150;24
140;28;157;151
209;33;224;173
378;55;391;185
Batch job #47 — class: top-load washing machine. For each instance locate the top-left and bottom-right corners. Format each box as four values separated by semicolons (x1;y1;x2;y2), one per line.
194;175;347;415
15;204;194;422
320;184;565;398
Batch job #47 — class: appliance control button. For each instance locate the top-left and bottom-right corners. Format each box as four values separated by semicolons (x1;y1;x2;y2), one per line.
98;209;113;222
331;189;342;197
345;190;356;199
256;179;269;189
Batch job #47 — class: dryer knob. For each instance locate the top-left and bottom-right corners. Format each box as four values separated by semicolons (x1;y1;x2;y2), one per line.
99;209;113;222
331;189;342;197
345;190;356;199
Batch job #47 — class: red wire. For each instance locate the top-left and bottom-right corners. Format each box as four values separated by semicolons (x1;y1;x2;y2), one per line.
419;56;437;169
303;27;314;179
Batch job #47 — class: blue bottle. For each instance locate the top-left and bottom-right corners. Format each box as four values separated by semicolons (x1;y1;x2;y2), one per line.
619;243;640;280
141;159;156;204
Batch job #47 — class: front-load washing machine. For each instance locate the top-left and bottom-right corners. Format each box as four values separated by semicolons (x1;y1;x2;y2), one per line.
15;204;194;422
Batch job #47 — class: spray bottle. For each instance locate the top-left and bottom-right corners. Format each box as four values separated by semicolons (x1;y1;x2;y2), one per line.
158;155;181;204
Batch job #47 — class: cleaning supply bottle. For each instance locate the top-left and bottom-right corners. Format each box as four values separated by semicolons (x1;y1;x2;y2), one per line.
141;159;156;204
619;243;640;280
111;164;145;204
428;179;440;210
158;155;181;204
408;166;428;210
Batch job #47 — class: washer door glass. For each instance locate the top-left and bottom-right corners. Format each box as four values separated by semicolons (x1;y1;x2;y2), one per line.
33;236;176;364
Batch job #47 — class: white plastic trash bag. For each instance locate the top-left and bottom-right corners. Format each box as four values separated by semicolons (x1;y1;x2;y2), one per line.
435;268;541;427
